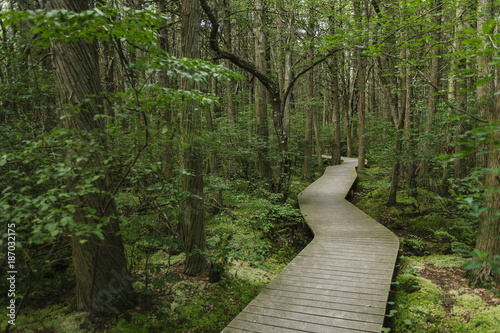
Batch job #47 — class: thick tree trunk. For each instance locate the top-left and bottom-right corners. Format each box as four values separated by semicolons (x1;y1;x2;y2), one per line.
48;0;135;315
180;0;208;276
475;49;500;287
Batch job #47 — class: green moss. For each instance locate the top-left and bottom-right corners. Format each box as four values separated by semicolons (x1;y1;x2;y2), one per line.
451;294;486;316
0;303;84;333
427;254;469;268
445;294;500;332
394;275;445;332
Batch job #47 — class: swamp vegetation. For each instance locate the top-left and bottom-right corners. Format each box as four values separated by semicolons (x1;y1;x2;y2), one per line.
0;0;499;331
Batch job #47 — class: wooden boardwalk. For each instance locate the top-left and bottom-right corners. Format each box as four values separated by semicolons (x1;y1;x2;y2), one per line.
222;157;399;332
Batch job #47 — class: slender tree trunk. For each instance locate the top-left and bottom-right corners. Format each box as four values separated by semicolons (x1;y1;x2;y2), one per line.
303;3;315;181
329;4;342;166
331;58;342;165
207;69;223;212
343;53;353;157
476;0;492;169
284;47;293;139
357;56;366;171
453;2;467;180
423;0;442;187
254;0;272;181
48;0;135;315
180;0;208;276
223;0;235;124
313;113;322;169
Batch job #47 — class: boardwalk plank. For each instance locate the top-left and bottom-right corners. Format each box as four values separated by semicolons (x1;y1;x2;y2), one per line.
222;158;399;332
259;289;388;310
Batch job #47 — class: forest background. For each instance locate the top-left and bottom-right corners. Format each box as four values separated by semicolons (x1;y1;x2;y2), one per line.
0;0;499;331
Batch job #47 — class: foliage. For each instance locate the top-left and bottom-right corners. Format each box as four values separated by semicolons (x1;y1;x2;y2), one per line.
387;256;500;333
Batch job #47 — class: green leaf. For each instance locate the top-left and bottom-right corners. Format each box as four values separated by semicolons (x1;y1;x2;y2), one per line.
403;319;413;325
474;78;489;87
94;230;104;240
464;261;483;270
482;19;496;34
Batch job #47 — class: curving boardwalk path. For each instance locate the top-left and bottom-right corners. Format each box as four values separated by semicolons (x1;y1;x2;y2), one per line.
222;157;399;332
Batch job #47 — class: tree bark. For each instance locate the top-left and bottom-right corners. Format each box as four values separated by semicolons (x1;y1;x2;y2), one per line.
254;0;272;182
330;58;342;165
48;0;135;315
223;0;235;124
303;1;315;180
357;56;366;171
180;0;208;276
354;0;365;171
475;26;500;286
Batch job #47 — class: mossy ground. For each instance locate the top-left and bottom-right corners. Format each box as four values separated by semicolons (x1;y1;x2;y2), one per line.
1;179;312;333
354;167;500;332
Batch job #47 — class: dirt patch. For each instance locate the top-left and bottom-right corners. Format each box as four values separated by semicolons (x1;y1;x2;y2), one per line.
418;263;500;315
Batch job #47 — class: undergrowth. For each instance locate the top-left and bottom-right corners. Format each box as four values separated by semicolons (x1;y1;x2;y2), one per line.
354;167;499;332
1;177;312;333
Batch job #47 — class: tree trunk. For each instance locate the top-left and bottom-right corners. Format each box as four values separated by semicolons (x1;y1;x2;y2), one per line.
330;55;342;165
254;0;272;181
354;0;365;171
223;0;235;124
48;0;135;315
207;68;223;212
453;2;467;181
284;47;293;139
328;4;342;166
313;114;322;169
303;2;315;181
180;0;208;276
475;33;500;287
357;56;366;171
476;0;492;169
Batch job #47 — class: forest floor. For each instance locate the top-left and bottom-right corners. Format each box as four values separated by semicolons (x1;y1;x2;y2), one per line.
351;166;500;332
1;178;313;333
3;166;499;332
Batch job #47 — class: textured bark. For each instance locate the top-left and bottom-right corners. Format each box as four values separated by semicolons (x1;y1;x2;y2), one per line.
313;115;322;169
476;0;493;169
223;0;235;124
357;56;366;171
329;44;341;165
48;0;135;315
354;0;365;171
475;54;500;287
180;0;208;276
426;0;442;133
207;68;223;212
453;2;467;180
303;2;315;180
254;0;272;181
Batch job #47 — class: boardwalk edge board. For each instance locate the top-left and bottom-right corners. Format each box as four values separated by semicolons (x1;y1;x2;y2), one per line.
222;157;399;332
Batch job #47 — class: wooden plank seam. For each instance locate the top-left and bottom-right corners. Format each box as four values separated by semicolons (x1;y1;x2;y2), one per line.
222;157;400;333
